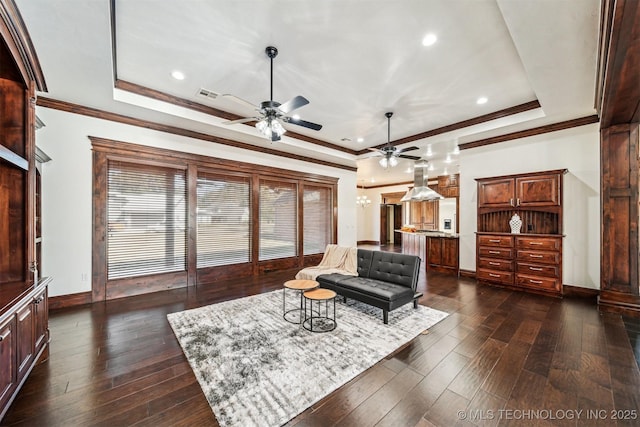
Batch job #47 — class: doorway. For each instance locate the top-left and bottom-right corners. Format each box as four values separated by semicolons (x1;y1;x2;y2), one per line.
379;204;403;246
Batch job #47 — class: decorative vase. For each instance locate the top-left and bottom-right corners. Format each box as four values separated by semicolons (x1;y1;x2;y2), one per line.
509;213;522;234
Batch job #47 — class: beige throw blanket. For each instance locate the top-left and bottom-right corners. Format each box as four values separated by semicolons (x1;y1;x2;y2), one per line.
295;244;358;280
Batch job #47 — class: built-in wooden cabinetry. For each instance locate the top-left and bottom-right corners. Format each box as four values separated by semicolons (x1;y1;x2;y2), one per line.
0;2;49;420
476;170;565;296
410;200;438;230
437;174;459;198
428;236;459;274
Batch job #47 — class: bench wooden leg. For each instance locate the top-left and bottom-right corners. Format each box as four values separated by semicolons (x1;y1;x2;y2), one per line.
383;310;388;324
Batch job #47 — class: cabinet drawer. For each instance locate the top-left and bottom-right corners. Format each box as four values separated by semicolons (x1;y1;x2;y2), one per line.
478;235;514;248
516;274;560;292
517;262;559;278
516;236;561;251
478;246;513;259
517;250;560;264
478;257;513;272
477;268;513;285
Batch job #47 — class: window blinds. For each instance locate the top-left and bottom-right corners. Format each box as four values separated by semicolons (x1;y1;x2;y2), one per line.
303;185;332;255
107;161;187;279
196;173;251;268
259;180;297;261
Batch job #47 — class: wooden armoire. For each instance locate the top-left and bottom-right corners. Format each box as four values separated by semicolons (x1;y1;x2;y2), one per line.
0;0;51;420
475;169;566;296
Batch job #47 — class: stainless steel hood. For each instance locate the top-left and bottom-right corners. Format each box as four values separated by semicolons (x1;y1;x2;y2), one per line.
400;160;444;201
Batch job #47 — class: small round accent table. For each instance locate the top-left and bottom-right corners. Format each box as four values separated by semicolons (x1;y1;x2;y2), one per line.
302;288;337;332
283;279;319;324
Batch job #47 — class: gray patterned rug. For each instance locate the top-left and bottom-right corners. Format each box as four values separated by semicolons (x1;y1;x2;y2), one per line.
167;289;449;427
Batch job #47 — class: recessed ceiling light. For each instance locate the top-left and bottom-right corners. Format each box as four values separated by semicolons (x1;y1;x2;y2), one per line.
476;96;488;105
406;167;413;174
370;178;376;183
171;70;185;80
425;145;433;157
445;154;452;164
453;145;460;155
357;137;364;143
422;33;437;47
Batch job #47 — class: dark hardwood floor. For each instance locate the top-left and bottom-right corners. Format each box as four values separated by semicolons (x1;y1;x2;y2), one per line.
3;252;640;426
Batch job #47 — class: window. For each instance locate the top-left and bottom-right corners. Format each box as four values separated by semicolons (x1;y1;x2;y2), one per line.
107;161;187;279
197;172;251;268
259;180;297;260
303;185;332;255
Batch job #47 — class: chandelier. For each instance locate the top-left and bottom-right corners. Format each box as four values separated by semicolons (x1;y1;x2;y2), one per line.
356;182;372;208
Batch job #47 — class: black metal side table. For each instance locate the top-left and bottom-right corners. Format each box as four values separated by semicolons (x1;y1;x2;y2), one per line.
283;279;319;324
302;288;337;332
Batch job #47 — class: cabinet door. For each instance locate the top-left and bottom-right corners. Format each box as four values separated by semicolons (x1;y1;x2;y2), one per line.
422;201;438;230
428;238;442;266
0;317;15;409
410;201;422;225
33;289;48;352
478;178;515;208
515;174;560;207
441;238;459;269
16;304;33;379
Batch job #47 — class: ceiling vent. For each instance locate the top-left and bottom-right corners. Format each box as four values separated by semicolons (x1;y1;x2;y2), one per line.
197;88;220;100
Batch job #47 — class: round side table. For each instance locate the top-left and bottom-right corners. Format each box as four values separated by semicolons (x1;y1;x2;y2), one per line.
283;279;319;324
302;288;337;332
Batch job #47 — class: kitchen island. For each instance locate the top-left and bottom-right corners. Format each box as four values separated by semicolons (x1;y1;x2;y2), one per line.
398;230;459;275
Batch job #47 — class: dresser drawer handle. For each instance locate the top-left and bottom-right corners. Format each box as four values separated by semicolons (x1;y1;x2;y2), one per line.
489;273;501;278
529;254;543;258
489;262;501;266
529;267;543;271
0;330;9;342
529;279;543;284
488;250;500;254
529;242;543;245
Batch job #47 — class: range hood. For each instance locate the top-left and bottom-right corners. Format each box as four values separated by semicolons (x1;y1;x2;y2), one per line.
400;160;444;202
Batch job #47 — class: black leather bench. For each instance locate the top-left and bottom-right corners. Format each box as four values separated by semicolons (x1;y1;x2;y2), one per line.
316;249;422;324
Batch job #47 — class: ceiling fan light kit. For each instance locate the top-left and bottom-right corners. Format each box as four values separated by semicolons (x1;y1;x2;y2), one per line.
222;46;322;142
369;112;421;169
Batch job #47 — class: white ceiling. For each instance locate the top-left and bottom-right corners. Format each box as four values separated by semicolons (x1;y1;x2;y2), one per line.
16;0;600;186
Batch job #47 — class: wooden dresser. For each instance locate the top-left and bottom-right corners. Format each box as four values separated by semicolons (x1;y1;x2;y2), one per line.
475;170;565;296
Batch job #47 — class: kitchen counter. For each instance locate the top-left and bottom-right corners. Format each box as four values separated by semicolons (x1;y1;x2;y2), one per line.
397;230;459;238
399;231;459;274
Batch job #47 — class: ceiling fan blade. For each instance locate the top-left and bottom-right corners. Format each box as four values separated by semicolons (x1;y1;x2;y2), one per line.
278;95;309;114
286;117;322;131
222;117;257;125
397;146;420;153
398;154;422;160
222;94;259;111
367;147;382;153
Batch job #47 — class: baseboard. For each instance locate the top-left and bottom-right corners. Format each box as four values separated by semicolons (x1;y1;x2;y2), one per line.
562;284;599;299
357;240;381;245
48;291;92;310
598;290;640;317
459;269;476;279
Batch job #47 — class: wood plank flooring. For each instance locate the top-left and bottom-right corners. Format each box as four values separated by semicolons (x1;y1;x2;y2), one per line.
3;253;640;426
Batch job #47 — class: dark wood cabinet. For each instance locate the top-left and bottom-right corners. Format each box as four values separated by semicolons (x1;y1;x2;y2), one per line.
476;170;565;296
437;174;460;198
0;4;50;421
428;237;459;273
478;172;561;209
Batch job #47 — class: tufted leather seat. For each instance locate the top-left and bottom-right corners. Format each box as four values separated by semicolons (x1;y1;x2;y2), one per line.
317;249;421;324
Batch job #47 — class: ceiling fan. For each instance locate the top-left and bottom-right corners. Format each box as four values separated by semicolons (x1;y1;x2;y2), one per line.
222;46;322;142
368;112;421;168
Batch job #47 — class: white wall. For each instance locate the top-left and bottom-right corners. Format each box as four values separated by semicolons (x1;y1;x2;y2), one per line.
459;123;600;289
356;184;413;242
36;108;357;297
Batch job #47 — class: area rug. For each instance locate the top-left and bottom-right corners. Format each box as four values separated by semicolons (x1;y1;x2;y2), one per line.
167;290;449;427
